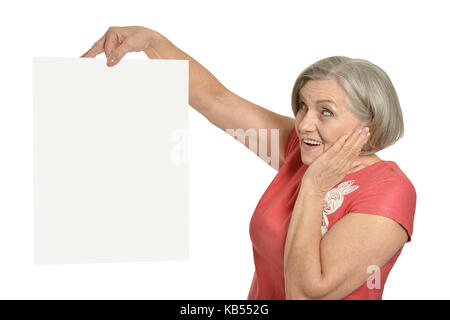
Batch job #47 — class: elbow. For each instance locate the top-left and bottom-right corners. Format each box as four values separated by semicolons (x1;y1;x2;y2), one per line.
285;290;312;300
285;276;329;300
285;288;320;300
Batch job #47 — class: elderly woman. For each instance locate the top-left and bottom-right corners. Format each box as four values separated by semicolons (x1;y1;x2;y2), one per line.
82;26;416;300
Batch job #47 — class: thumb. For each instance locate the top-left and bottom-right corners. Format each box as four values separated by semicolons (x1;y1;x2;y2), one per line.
351;160;362;168
107;41;131;67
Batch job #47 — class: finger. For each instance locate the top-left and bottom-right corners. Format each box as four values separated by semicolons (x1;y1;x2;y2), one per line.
104;32;119;58
358;127;370;150
328;133;350;155
343;127;365;151
351;160;362;168
107;40;131;67
81;35;106;58
350;127;370;155
341;127;370;164
327;127;364;166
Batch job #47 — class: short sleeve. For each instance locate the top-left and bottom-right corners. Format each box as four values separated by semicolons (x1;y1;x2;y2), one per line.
347;177;417;242
284;127;299;161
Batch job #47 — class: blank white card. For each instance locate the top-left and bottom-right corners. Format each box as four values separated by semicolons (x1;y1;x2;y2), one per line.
33;57;189;264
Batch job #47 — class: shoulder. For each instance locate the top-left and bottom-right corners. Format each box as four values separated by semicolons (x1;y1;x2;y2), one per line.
284;126;299;158
350;160;416;207
346;161;417;242
280;127;303;172
356;161;415;194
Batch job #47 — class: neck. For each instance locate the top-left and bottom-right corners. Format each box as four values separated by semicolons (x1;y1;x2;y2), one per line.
348;154;381;174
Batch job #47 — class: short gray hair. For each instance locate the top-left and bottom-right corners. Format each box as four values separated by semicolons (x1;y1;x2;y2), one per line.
291;56;404;154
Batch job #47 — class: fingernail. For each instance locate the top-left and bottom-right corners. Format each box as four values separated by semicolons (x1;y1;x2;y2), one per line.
358;128;362;134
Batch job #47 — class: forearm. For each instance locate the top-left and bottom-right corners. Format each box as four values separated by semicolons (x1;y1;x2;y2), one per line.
284;185;326;299
144;30;229;115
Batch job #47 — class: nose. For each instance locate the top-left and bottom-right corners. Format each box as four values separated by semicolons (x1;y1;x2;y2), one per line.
297;110;317;133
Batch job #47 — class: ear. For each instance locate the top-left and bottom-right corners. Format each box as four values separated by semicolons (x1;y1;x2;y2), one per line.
361;118;374;128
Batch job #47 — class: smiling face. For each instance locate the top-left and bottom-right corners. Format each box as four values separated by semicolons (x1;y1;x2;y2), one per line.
295;78;367;165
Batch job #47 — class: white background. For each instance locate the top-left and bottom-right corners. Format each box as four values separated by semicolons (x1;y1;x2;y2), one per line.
0;0;449;299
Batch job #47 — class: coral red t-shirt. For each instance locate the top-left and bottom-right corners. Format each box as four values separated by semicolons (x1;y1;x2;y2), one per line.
247;128;416;300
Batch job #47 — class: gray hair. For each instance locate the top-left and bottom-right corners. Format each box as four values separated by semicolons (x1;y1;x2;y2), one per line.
291;56;404;154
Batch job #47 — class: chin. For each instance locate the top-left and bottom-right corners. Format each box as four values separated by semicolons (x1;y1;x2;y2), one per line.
299;142;325;165
300;156;313;166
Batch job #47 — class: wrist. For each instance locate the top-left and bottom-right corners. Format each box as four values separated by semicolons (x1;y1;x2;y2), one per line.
143;28;166;53
300;181;327;198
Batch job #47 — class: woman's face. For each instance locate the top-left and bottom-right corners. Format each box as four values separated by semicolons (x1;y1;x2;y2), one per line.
295;78;366;165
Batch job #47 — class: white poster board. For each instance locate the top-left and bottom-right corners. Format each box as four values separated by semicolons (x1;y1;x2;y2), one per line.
33;57;189;264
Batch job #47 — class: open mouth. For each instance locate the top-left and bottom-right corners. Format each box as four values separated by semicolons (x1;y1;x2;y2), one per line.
302;138;323;150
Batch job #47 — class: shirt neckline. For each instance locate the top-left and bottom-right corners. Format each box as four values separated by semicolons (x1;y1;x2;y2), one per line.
344;160;395;178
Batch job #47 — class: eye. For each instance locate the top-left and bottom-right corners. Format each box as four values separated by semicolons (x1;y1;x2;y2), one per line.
321;107;334;117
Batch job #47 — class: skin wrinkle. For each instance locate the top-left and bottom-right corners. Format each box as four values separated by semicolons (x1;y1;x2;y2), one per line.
284;78;406;299
80;27;409;299
295;79;380;172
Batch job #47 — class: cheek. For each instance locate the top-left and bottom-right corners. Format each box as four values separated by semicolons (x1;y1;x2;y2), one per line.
319;126;347;151
317;126;334;147
323;139;336;152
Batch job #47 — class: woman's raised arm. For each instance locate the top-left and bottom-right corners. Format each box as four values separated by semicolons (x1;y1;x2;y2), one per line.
82;26;295;170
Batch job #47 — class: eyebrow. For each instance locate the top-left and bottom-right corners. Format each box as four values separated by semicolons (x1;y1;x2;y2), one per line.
299;94;338;111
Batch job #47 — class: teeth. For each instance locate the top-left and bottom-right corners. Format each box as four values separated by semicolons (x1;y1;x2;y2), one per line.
303;139;322;145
